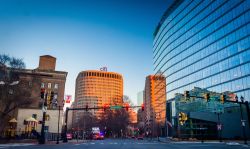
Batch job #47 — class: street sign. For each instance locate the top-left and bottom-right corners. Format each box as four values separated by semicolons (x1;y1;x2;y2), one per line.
241;120;246;127
42;106;47;112
110;105;122;110
217;124;222;130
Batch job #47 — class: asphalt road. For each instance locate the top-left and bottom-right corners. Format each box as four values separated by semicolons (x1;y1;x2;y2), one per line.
0;139;249;149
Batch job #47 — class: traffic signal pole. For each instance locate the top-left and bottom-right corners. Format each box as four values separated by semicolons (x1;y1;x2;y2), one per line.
184;91;249;143
39;93;47;144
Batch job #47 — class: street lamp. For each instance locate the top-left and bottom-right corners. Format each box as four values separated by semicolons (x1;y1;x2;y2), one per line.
235;95;247;145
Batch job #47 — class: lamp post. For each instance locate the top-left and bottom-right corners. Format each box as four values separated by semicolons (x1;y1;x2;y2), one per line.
235;95;247;145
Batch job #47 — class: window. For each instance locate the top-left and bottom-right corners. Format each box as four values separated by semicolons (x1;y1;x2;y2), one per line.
29;81;32;87
48;83;51;89
54;83;58;89
41;83;45;88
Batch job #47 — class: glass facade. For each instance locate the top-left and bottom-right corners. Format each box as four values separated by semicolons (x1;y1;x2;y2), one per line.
153;0;250;101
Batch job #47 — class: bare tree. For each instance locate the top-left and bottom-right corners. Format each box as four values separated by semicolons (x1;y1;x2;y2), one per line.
77;112;98;131
0;54;32;133
99;109;129;138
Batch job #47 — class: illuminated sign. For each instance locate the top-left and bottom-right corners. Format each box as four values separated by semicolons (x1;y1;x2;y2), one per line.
64;95;72;103
92;127;100;133
100;67;107;72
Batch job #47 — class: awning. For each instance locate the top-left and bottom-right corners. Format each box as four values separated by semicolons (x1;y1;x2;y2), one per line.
9;118;17;123
25;117;38;122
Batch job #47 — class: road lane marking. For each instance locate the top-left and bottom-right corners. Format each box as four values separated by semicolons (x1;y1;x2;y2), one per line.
226;142;240;145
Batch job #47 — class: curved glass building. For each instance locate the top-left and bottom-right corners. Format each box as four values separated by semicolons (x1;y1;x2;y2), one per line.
153;0;250;101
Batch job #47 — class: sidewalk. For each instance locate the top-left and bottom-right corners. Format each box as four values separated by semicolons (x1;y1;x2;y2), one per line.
0;139;37;144
158;137;250;146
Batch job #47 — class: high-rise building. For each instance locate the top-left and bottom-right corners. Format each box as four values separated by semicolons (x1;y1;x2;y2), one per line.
74;70;123;122
153;0;250;101
144;75;166;136
137;91;144;106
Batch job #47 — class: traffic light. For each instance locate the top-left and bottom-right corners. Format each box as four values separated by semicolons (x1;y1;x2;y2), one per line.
41;88;45;99
184;91;190;98
44;93;48;106
85;104;89;111
125;104;129;111
50;91;54;101
141;104;144;111
204;93;210;102
49;91;55;104
178;112;188;125
47;94;51;105
178;113;182;121
220;94;225;104
103;104;110;111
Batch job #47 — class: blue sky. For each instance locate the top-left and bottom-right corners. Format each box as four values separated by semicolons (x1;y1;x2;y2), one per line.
0;0;171;104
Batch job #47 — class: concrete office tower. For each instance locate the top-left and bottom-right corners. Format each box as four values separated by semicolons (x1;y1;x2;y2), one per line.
74;70;123;122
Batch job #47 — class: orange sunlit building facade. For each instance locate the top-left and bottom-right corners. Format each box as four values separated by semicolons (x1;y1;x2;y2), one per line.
73;70;123;122
144;75;166;136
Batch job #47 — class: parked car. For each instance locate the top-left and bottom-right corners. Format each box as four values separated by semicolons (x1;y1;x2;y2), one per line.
92;133;104;140
66;133;73;140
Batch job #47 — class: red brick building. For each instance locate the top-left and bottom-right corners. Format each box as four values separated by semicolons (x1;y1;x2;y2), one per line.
19;55;67;109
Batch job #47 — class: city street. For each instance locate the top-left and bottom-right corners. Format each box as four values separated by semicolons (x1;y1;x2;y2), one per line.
0;139;249;149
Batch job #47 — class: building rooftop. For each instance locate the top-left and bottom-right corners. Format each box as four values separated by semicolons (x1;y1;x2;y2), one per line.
153;0;183;37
